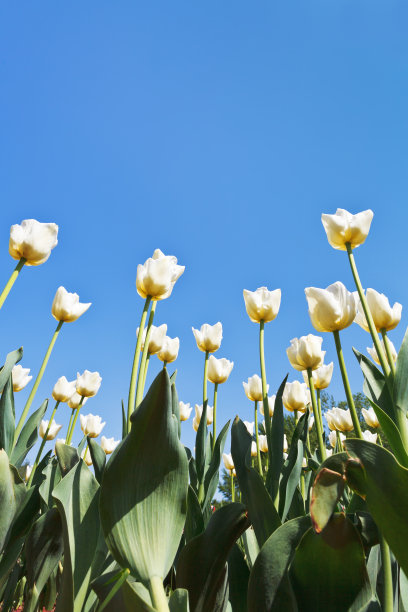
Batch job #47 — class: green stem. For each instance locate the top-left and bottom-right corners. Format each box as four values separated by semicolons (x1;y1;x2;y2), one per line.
212;383;218;453
14;320;63;444
0;258;26;311
66;410;74;439
336;431;344;452
148;575;169;612
254;401;263;476
98;568;130;612
316;389;324;433
83;445;89;462
379;535;393;612
66;397;84;445
307;369;326;461
135;301;157;409
27;400;60;487
231;472;235;502
141;352;151;396
259;321;272;469
381;330;396;376
332;330;363;438
203;351;209;405
127;296;151;431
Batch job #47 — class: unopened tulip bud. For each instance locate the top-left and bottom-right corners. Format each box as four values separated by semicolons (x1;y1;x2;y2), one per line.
157;336;179;363
329;430;345;448
101;436;120;454
51;287;91;323
208;355;234;384
305;282;358;332
192;322;223;353
321;208;374;251
136;249;185;301
67;391;88;410
282;381;310;413
9;219;58;265
24;465;33;482
12;364;32;392
303;362;334;390
259;434;268;453
243;287;281;323
260;395;275;417
52;376;77;403
243;374;268;402
367;340;397;366
80;413;106;438
76;370;102;398
194;404;214;426
244;421;255;436
355;289;402;333
362;407;380;428
286;335;325;372
39;419;62;441
251;441;257;457
362;430;378;443
179;401;193;422
223;452;234;472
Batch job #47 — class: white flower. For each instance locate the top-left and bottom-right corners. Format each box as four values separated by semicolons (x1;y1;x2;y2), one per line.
326;448;333;458
286;335;325;372
192;416;200;432
80;413;106;438
208;356;234;384
194;404;214;426
329;430;346;448
362;430;378;443
325;407;353;432
76;370;102;398
51;287;91;323
259;434;268;453
243;287;281;323
355;289;402;333
39;419;62;441
321;208;374;251
192;322;223;353
157;336;180;363
305;282;358;333
67;391;88;410
244;421;255;436
52;376;77;403
9;219;58;266
302;457;308;469
282;381;310;413
179;401;193;422
367;340;397;366
362;406;380;429
24;465;33;482
137;324;168;355
101;436;120;454
260;395;275;417
283;434;288;452
81;449;93;466
302;363;334;390
251;441;257;457
308;415;315;431
243;374;268;402
136;249;185;301
223;452;235;472
11;364;32;392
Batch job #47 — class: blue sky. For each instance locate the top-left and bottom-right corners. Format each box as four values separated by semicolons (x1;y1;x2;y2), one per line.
0;1;407;454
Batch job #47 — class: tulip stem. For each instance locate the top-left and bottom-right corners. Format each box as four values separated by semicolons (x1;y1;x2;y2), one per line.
27;400;60;487
231;472;235;502
336;431;344;451
332;330;363;438
141;352;151;395
66;397;84;445
254;401;263;476
212;383;218;453
379;535;393;612
381;330;396;376
98;567;130;612
203;351;209;406
14;320;63;444
127;296;152;431
148;576;170;612
316;389;324;433
0;257;26;311
259;321;272;470
67;410;75;439
307;369;326;461
135;301;157;410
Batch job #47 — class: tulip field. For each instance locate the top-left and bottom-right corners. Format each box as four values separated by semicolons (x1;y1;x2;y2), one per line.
1;210;408;612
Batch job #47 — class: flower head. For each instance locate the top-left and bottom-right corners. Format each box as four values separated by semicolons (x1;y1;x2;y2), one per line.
81;449;93;466
39;419;62;441
192;322;223;353
179;401;192;422
76;370;102;398
67;391;88;410
243;374;268;402
362;406;380;429
355;289;402;333
136;249;185;301
157;336;180;363
243;287;281;323
286;334;325;372
243;421;255;436
367;340;397;366
321;208;374;251
12;364;32;392
260;395;275;417
194;404;214;426
362;430;378;443
52;376;77;403
282;381;310;413
305;282;358;332
208;356;234;384
222;453;234;472
137;324;168;355
80;413;106;438
101;436;120;454
325;407;353;432
9;219;58;265
51;287;91;323
329;430;346;448
302;362;333;390
259;434;268;453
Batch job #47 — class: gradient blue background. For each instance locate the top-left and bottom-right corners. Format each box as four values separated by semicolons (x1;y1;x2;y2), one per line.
0;1;407;455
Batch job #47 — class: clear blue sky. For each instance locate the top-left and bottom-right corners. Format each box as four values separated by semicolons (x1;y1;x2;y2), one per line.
0;1;407;454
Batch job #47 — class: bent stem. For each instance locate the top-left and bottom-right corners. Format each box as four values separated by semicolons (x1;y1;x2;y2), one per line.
259;321;272;468
379;535;393;612
212;383;218;453
381;329;396;376
135;300;157;409
14;320;63;444
0;257;26;311
254;400;263;476
27;400;60;487
332;330;362;438
66;397;84;445
307;369;326;461
127;296;151;431
149;576;170;612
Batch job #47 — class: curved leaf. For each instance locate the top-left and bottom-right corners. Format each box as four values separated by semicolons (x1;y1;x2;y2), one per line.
310;468;345;533
368;399;408;467
11;399;48;467
268;374;288;500
0;348;23;393
353;349;395;422
203;420;230;508
169;589;190;612
185;485;204;542
0;450;25;552
87;437;106;484
227;544;249;612
0;376;15;456
279;410;308;521
55;441;79;476
394;326;408;416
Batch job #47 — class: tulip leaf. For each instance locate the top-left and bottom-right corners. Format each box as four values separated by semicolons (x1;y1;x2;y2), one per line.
0;451;26;552
367;398;408;467
241;526;260;569
268;374;288;501
231;417;281;548
53;460;101;612
0;347;23;393
11;399;48;467
169;589;190;612
394;326;408;417
55;441;80;476
121;399;126;439
100;369;189;583
203;420;230;509
171;375;181;439
345;439;408;576
39;457;62;508
186;447;198;492
353;348;395;422
87;437;106;483
185;485;204;542
0;376;15;456
310;468;345;533
176;503;249;612
227;544;249;612
247;515;311;612
195;401;208;484
279;410;309;522
92;570;155;612
289;514;371;612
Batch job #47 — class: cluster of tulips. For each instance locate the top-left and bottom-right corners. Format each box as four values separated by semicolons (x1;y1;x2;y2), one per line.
0;210;408;612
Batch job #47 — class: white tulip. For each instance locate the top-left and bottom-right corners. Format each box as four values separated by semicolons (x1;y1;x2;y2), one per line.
243;287;281;323
305;282;358;333
362;407;380;429
302;362;334;390
192;322;223;353
321;208;374;251
81;449;93;466
259;434;268;453
179;401;193;422
282;381;310;413
11;364;32;392
308;415;315;431
355;289;402;333
362;430;378;443
52;376;77;403
367;340;397;366
51;287;91;323
157;336;180;363
192;416;200;432
24;465;33;482
39;419;62;441
326;448;333;458
283;434;288;452
243;374;268;402
260;395;275;417
325;407;353;432
136;249;185;301
329;430;346;448
223;452;235;472
244;421;255;436
76;370;102;398
9;219;58;266
194;404;214;426
67;391;88;410
251;441;257;457
137;324;168;355
208;356;234;384
101;436;120;454
80;413;106;438
302;457;308;469
286;334;325;372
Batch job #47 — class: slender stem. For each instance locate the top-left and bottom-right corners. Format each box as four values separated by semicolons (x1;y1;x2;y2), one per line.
135;301;157;409
127;296;151;430
98;568;130;612
294;409;298;423
332;330;363;438
83;445;89;461
212;383;218;452
231;472;235;502
148;576;169;612
0;258;26;311
141;352;151;396
259;321;272;468
254;401;263;476
203;351;209;405
379;535;393;612
300;471;306;502
162;361;167;369
316;389;324;433
307;369;326;461
336;431;344;452
381;330;396;376
66;397;84;445
66;410;74;439
377;433;383;447
14;320;63;444
27;400;60;486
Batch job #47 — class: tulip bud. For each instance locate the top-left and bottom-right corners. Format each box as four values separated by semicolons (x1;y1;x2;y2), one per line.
192;416;200;432
51;287;91;323
243;374;268;402
355;289;402;333
302;457;308;469
192;322;223;353
67;391;88;410
52;376;77;403
9;219;58;265
194;404;214;426
308;415;315;431
137;324;168;355
24;465;33;482
362;430;378;443
76;370;102;398
244;421;255;436
80;413;106;438
321;208;374;251
101;436;120;454
302;362;334;390
259;434;268;453
207;356;234;384
367;340;397;366
11;364;32;392
286;334;325;372
325;407;353;432
243;287;281;323
282;381;310;413
81;449;93;466
222;452;234;472
136;249;185;301
157;336;180;363
283;434;288;452
251;441;257;457
39;419;62;441
326;448;333;458
305;282;358;332
260;395;275;417
179;401;193;422
362;406;380;428
328;430;345;448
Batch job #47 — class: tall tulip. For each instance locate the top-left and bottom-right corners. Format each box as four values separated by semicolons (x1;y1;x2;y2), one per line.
303;362;333;433
179;402;192;422
51;287;91;323
52;376;77;403
354;289;402;333
101;436;120;455
282;381;310;413
243;374;268;475
76;370;102;397
321;208;373;251
368;340;397;367
80;413;106;438
208;355;233;451
157;336;180;365
362;406;380;429
11;365;32;392
223;453;235;501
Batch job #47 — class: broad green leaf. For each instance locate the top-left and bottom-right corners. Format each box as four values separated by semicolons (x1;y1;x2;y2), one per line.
169;589;190;612
87;437;106;483
231;417;280;548
394;326;408;417
203;420;230;508
100;369;189;583
268;374;288;500
0;450;25;552
195;401;208;483
39;457;61;508
353;348;395;422
227;544;249;612
367;399;408;467
11;399;48;467
345;439;408;576
279;411;308;522
53;460;101;612
310;468;345;533
186;447;198;492
185;485;204;542
176;503;249;612
121;399;126;439
289;514;372;612
247;515;311;612
171;375;181;439
31;449;52;488
0;347;23;393
0;377;15;456
55;441;79;476
400;569;408;612
241;527;260;570
92;570;155;612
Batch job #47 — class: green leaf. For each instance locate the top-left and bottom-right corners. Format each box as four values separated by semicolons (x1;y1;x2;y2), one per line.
289;514;372;612
31;449;52;488
0;348;23;393
203;420;230;508
0;450;26;552
53;460;101;612
55;441;79;476
185;485;204;542
353;348;395;422
87;437;106;484
394;326;408;417
100;369;189;582
171;375;181;439
0;376;15;456
195;401;208;483
241;527;260;570
176;503;249;612
367;398;408;467
279;410;309;522
345;439;408;577
92;570;155;612
310;468;345;533
121;399;126;439
247;515;311;612
227;544;249;612
39;457;62;508
11;399;48;467
268;374;288;500
231;417;281;548
169;589;190;612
